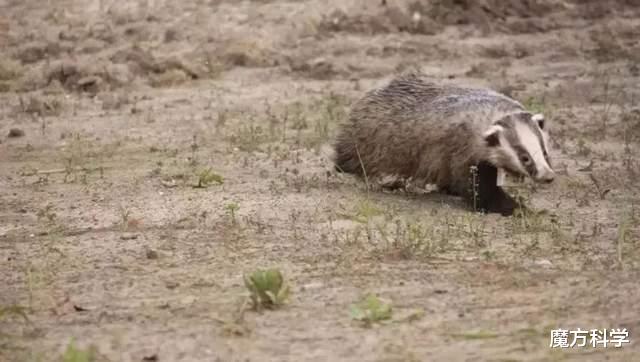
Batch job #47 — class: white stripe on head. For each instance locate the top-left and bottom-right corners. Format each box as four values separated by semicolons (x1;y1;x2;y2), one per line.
532;113;550;156
515;122;553;178
540;130;550;158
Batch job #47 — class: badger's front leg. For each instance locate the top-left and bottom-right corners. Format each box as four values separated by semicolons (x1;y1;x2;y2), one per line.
471;162;518;216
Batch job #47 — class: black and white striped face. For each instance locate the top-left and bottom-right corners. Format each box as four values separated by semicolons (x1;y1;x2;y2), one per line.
483;112;555;183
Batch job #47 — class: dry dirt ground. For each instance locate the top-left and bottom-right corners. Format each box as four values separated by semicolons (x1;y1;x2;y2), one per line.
1;1;640;361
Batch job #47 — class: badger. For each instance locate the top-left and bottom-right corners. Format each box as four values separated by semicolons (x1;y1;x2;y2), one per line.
333;71;555;216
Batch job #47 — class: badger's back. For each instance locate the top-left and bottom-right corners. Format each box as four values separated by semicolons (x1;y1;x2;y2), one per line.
333;72;525;186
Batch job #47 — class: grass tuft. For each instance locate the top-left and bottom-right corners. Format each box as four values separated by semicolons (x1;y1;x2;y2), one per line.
350;294;392;326
195;168;224;188
61;339;96;362
244;268;290;310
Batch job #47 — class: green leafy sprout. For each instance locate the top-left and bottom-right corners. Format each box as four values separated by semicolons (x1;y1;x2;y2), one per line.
350;294;393;325
61;339;96;362
243;268;291;310
195;168;224;188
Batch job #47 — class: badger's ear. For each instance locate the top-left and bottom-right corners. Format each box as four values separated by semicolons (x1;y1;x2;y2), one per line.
483;125;503;147
532;113;545;130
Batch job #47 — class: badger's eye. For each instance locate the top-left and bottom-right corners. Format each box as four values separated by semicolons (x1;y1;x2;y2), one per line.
520;155;532;165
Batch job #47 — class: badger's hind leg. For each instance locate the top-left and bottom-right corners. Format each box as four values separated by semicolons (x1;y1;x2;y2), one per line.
333;139;364;176
471;162;518;216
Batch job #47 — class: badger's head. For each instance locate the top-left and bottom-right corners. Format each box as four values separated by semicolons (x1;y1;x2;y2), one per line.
483;112;555;184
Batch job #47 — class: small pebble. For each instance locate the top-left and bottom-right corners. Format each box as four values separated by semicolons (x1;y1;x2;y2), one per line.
146;249;159;259
8;128;25;138
120;233;139;240
534;259;553;267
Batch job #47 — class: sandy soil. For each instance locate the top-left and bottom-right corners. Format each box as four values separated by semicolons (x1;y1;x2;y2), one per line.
1;1;640;361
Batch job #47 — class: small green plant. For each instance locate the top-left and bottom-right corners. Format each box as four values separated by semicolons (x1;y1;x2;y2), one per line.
481;249;496;261
62;134;86;181
524;96;546;115
336;198;384;225
461;213;488;247
215;298;251;337
229;120;266;152
576;138;591;156
195;168;224;188
385;219;435;259
61;339;96;362
352;199;383;224
243;268;290;310
36;204;57;225
224;202;240;225
350;294;392;326
189;134;200;167
0;304;30;323
510;202;554;235
0;58;23;81
117;205;131;231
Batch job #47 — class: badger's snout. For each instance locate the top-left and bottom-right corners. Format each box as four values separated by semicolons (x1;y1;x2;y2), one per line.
535;168;555;184
541;175;554;184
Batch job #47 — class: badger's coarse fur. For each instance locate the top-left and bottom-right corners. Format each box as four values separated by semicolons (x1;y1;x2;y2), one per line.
333;71;555;216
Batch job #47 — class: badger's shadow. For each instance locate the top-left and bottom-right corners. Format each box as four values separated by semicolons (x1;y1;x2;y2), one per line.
377;162;519;216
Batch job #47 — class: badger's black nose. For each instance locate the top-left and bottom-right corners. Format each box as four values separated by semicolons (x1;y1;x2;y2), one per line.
539;173;555;184
536;171;555;184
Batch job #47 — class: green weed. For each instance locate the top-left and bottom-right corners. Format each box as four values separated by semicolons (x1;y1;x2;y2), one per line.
224;202;240;225
60;339;96;362
243;268;290;310
195;168;224;188
0;304;30;323
350;294;392;326
524;96;546;115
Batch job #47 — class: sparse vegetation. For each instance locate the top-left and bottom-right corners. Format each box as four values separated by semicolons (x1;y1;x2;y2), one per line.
117;205;132;231
19;95;63;116
343;198;384;224
60;340;96;362
0;58;22;80
36;204;57;225
224;202;240;226
382;219;438;259
0;304;30;323
350;294;393;326
524;96;546;115
243;268;291;310
0;58;23;91
195;168;224;188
